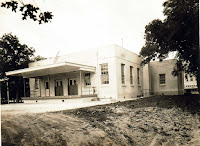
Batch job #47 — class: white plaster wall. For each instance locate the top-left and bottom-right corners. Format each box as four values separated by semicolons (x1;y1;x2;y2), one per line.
142;64;151;96
29;45;143;99
149;59;182;95
114;45;143;99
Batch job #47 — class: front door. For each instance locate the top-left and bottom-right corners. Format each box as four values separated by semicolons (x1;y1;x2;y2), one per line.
55;80;63;96
68;78;78;95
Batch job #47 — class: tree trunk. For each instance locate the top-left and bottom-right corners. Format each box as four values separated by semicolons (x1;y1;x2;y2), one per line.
197;71;200;94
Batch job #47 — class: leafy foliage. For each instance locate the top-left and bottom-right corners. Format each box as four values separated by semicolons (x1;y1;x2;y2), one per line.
0;33;35;101
0;33;35;77
140;0;199;77
1;0;53;24
30;55;47;62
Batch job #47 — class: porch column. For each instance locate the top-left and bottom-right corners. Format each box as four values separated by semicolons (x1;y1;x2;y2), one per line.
80;71;82;97
39;77;41;97
48;75;50;96
6;81;9;104
23;78;26;97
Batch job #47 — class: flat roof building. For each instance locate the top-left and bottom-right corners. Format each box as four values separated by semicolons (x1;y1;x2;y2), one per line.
6;45;185;101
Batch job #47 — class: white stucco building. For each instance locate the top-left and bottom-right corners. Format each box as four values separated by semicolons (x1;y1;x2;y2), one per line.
6;45;185;100
184;73;198;94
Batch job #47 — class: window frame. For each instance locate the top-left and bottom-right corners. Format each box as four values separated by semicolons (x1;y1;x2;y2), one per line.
121;64;125;84
35;78;39;89
159;74;166;85
130;66;133;85
137;68;140;86
85;73;91;86
101;63;109;85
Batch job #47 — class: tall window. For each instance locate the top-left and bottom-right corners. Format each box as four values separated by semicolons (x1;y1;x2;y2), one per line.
137;68;140;85
85;73;91;85
130;66;133;85
121;64;125;84
101;63;109;84
159;74;166;84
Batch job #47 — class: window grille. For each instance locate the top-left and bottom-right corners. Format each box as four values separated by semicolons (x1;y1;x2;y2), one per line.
121;64;125;84
101;63;109;84
85;73;91;85
159;74;166;84
130;66;133;85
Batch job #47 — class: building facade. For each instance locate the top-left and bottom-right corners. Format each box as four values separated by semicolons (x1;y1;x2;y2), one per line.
184;73;198;94
6;45;185;100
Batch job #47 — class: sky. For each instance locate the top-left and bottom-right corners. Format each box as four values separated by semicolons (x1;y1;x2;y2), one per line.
0;0;165;58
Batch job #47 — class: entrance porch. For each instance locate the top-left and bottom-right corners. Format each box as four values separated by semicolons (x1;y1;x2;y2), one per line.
6;62;97;99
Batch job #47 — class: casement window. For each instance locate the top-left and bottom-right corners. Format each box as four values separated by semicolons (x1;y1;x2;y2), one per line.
130;66;133;85
101;63;109;84
121;64;125;84
85;73;91;86
159;74;166;84
45;82;49;89
137;68;140;85
35;78;39;89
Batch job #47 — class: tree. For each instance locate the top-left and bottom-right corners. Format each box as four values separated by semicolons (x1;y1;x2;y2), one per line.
0;33;35;102
1;0;53;24
30;55;47;62
140;0;199;92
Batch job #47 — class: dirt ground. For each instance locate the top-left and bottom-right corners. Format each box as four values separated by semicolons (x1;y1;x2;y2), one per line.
1;95;200;146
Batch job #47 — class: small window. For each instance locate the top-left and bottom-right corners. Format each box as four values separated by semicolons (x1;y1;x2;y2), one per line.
70;80;73;85
130;66;133;85
85;73;91;86
45;82;49;89
35;78;39;89
159;74;166;84
56;80;62;87
121;64;125;84
101;63;109;84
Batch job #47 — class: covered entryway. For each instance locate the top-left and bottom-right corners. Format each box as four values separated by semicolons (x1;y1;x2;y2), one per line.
68;78;78;95
55;80;63;96
5;61;96;98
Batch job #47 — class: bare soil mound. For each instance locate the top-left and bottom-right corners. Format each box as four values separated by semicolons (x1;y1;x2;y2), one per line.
2;95;200;145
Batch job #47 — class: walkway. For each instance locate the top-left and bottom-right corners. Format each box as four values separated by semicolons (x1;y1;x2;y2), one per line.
1;97;138;115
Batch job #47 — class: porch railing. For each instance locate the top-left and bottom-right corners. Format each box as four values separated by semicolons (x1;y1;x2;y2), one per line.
82;86;97;96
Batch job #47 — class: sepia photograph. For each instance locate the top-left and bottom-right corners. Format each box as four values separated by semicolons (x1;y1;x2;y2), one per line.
0;0;199;145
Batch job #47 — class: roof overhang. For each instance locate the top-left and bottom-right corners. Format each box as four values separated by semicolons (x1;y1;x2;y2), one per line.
6;62;96;78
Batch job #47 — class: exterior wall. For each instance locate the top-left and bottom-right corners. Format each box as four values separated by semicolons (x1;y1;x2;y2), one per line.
114;45;143;99
184;73;199;94
142;64;151;96
149;59;184;95
28;45;185;99
28;45;142;99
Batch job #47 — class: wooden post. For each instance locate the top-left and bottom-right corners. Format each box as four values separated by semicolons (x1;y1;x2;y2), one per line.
6;81;9;104
23;78;26;97
48;75;50;97
80;71;82;97
39;77;41;97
